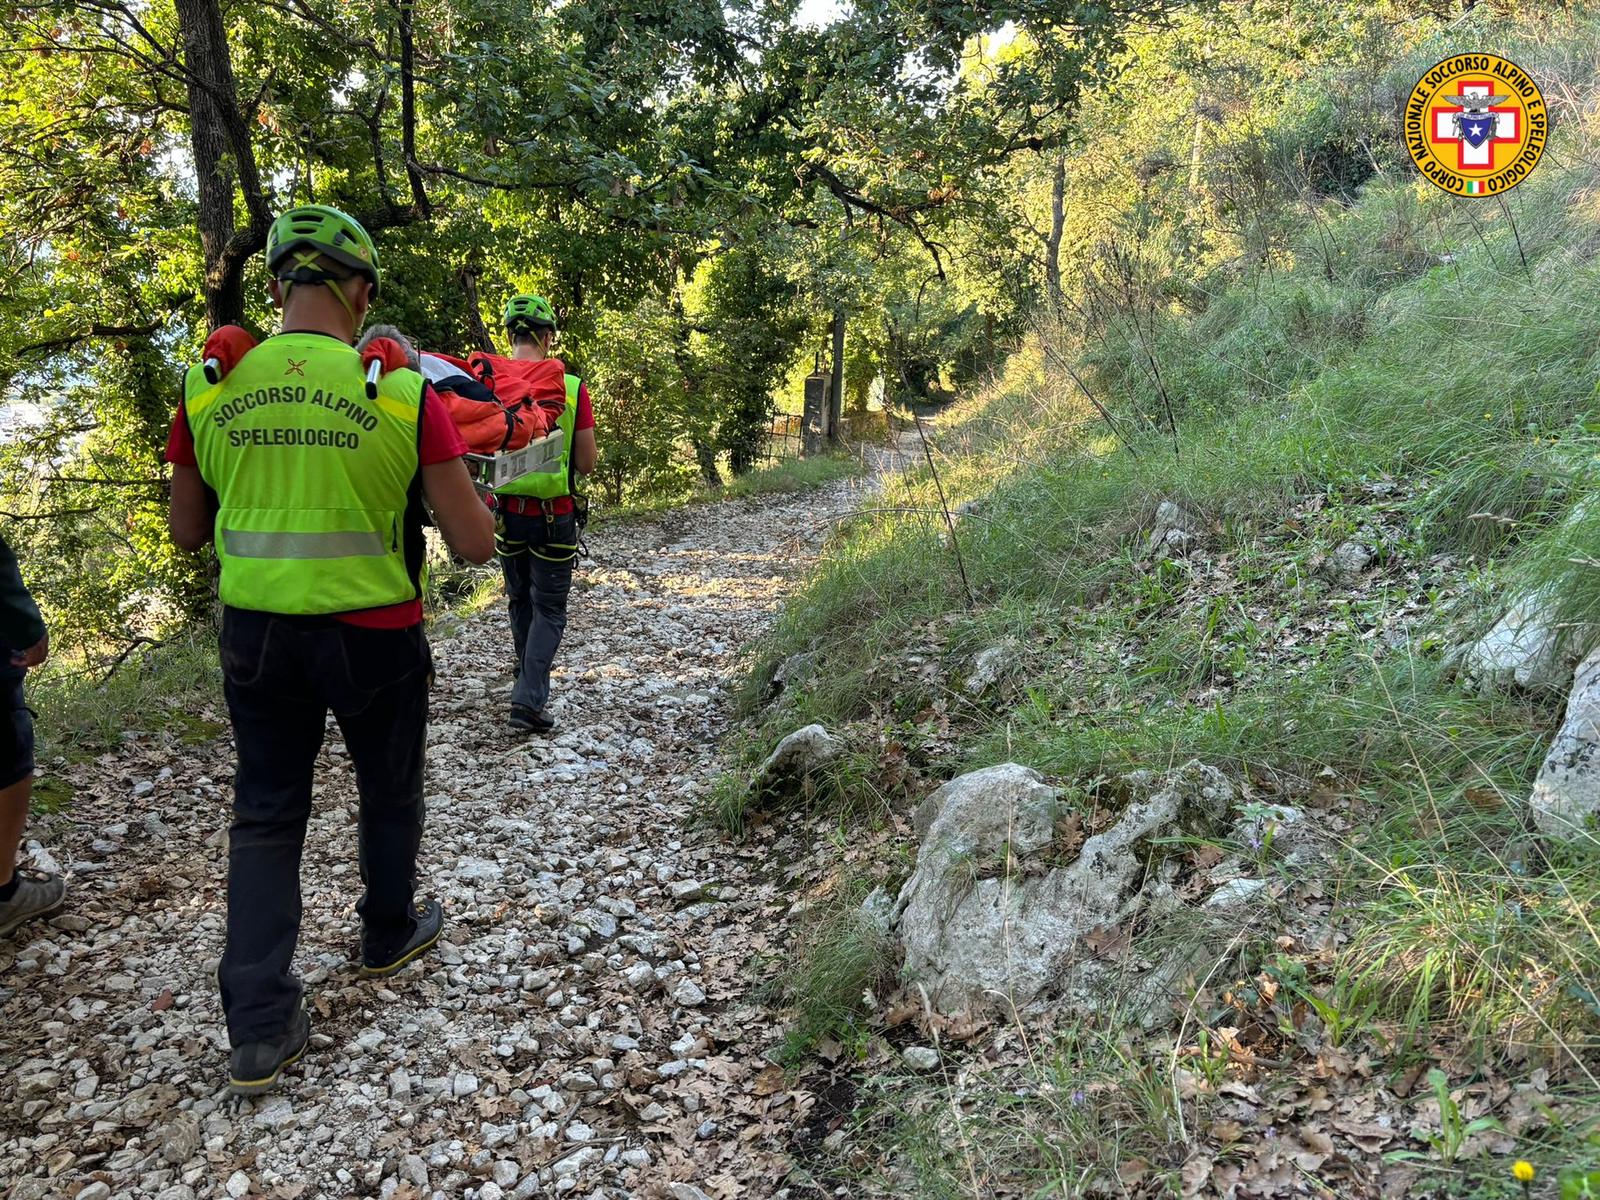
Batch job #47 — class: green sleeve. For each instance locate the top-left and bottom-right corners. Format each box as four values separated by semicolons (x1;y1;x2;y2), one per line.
0;533;46;652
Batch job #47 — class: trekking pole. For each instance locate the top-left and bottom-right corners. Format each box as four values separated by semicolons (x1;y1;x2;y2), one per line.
365;357;383;399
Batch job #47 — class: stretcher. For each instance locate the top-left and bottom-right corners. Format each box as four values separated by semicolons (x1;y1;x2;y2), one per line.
199;326;564;494
463;428;566;494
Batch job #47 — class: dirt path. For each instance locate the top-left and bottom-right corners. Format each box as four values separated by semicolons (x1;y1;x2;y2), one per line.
0;473;889;1200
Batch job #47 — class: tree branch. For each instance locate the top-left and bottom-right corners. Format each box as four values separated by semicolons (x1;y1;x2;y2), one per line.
16;322;161;359
396;0;430;214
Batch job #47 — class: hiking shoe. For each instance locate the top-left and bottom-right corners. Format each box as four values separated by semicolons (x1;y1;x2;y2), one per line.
0;871;66;938
227;1005;311;1096
360;898;443;978
509;705;556;736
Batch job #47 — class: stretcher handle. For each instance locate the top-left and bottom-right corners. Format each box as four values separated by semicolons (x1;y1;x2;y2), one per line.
364;358;383;400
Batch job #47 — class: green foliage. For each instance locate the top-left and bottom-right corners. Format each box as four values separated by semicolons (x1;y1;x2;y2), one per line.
26;633;222;758
737;9;1600;1130
771;875;896;1063
697;242;809;474
1;0;1173;652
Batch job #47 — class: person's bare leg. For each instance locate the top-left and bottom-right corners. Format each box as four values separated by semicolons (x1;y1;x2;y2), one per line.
0;774;29;886
0;770;65;935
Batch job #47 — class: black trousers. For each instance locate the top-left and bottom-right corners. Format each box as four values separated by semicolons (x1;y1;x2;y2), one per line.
497;510;578;713
217;607;431;1046
1;672;33;790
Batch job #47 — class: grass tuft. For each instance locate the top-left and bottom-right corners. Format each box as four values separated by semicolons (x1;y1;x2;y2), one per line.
773;878;897;1064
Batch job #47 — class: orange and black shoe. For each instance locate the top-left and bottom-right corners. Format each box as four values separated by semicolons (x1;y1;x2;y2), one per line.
360;898;443;978
227;1005;311;1096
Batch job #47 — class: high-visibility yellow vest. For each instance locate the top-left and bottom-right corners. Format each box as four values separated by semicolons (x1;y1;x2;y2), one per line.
492;375;579;501
184;332;424;614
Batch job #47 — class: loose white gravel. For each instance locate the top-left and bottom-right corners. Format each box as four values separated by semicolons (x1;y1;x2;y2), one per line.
0;470;895;1200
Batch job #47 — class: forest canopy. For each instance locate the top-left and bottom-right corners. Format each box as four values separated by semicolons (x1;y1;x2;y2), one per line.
2;0;1471;655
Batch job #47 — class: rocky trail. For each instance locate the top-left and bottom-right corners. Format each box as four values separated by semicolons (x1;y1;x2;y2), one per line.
1;474;894;1200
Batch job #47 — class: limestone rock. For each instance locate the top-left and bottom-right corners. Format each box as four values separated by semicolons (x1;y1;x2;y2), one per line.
1325;540;1376;583
767;650;820;703
859;885;895;934
1205;878;1269;909
1145;500;1201;558
751;724;844;799
902;1046;940;1071
1458;587;1581;693
673;978;707;1007
1528;644;1600;839
160;1114;202;1166
896;761;1232;1013
964;644;1019;697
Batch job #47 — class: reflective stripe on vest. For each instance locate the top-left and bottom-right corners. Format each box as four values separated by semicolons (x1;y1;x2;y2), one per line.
493;375;579;500
221;529;389;559
185;333;424;615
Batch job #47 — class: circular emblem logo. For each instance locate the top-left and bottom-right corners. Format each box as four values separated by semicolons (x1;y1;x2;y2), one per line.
1404;54;1547;197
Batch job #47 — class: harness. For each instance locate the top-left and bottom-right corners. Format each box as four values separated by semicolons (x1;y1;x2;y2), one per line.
490;494;583;563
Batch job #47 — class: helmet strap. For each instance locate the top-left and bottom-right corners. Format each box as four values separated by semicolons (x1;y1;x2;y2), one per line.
279;251;361;328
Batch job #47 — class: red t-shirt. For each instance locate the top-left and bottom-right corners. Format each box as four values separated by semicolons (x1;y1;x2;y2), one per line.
166;381;469;629
574;382;595;433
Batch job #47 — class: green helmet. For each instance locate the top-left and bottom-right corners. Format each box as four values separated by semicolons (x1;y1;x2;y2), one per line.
265;205;380;296
503;294;557;332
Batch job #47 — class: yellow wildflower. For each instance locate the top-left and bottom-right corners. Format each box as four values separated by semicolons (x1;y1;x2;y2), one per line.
1512;1160;1535;1182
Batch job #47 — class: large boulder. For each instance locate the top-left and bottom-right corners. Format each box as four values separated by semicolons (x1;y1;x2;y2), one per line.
1528;645;1600;840
1458;587;1581;693
894;760;1233;1014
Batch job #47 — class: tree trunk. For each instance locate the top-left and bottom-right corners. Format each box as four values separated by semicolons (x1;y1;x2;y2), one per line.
828;307;845;442
1045;151;1066;310
397;0;430;214
457;267;497;352
1187;105;1206;193
692;440;722;490
175;0;269;330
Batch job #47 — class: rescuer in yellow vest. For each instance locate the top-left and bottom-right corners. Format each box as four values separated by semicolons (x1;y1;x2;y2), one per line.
490;295;597;735
166;205;494;1095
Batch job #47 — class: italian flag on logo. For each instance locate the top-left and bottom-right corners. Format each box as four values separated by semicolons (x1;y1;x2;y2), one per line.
1466;180;1486;195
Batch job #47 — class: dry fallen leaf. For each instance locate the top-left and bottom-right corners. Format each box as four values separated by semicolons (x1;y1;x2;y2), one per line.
1332;1118;1396;1151
1117;1157;1151;1186
1209;1119;1244;1144
1181;1154;1213;1196
752;1065;786;1097
1082;923;1132;959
